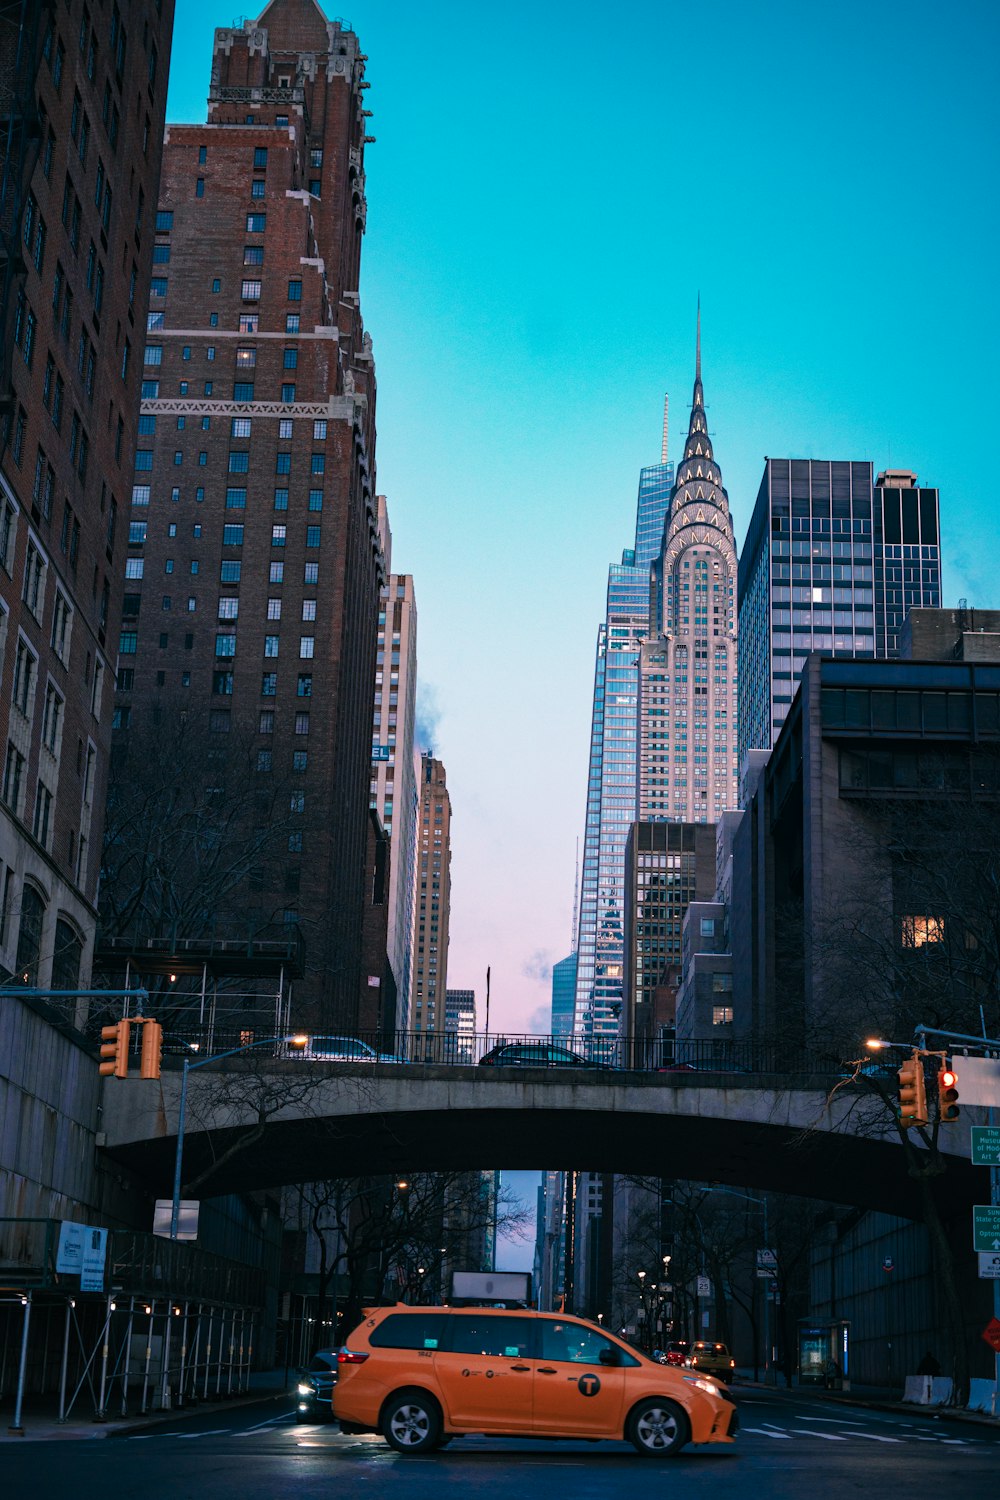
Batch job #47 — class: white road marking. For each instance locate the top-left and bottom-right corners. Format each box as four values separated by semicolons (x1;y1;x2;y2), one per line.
176;1429;231;1438
845;1432;902;1442
742;1426;793;1438
790;1429;847;1440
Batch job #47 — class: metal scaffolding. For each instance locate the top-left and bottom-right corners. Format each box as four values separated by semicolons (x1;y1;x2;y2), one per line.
0;1220;266;1433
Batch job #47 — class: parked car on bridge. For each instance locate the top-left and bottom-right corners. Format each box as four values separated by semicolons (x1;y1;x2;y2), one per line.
294;1349;338;1420
332;1304;737;1455
478;1041;602;1068
297;1036;407;1063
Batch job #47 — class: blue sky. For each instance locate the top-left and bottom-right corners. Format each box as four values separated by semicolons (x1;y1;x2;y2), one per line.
166;0;1000;1057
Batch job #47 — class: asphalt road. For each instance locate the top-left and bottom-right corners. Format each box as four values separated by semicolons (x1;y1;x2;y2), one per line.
1;1388;997;1499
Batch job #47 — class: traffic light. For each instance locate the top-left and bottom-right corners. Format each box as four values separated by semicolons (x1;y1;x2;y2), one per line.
897;1051;928;1128
937;1065;960;1123
99;1020;131;1078
140;1019;163;1080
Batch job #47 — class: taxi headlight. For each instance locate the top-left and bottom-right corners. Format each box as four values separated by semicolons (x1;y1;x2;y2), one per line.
297;1383;314;1396
683;1375;719;1395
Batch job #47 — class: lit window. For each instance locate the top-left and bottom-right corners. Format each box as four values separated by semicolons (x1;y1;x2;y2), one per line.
901;916;944;948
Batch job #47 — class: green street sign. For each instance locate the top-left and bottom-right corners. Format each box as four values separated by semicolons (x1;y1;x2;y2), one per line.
973;1206;1000;1252
971;1127;1000;1168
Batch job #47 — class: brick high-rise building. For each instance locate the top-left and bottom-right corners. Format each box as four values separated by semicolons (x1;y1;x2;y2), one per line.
111;2;384;1027
411;754;451;1033
0;0;174;989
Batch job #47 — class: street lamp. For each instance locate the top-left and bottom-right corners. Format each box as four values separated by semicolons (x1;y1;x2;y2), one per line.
702;1186;771;1380
170;1033;308;1239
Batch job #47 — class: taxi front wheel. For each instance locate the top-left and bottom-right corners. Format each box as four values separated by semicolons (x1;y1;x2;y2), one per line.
381;1389;444;1454
627;1398;690;1456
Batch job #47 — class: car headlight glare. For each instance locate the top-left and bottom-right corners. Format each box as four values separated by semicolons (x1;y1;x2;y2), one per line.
683;1375;719;1395
297;1383;313;1396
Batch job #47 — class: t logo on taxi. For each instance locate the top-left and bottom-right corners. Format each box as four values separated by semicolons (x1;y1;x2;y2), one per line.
578;1374;601;1397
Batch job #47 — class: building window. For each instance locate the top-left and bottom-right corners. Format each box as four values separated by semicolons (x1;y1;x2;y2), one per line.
261;672;277;696
294;712;309;735
306;525;321;548
269;562;284;584
241;279;261;302
299;636;314;659
271;525;286;547
900;915;944;948
712;1006;734;1026
287;279;302;301
222;524;244;546
264;635;279;658
297;674;312;697
259;710;274;733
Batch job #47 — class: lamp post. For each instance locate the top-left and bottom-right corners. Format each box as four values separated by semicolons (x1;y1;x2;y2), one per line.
170;1033;307;1239
702;1186;771;1380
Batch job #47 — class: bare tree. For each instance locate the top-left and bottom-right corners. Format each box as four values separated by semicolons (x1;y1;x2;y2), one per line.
296;1172;532;1340
795;787;1000;1405
100;700;302;949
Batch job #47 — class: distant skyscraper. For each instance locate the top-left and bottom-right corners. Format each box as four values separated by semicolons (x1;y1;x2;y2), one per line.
638;314;739;825
574;400;674;1040
551;953;577;1037
444;987;476;1061
411;754;451;1031
622;821;716;1042
370;519;419;1029
737;460;941;784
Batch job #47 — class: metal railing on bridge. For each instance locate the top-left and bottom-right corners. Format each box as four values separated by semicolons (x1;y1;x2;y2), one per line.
148;1026;841;1079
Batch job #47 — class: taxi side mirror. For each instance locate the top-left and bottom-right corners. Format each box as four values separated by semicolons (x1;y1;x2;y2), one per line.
598;1347;620;1367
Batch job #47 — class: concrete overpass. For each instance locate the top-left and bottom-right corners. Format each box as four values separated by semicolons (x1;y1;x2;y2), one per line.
98;1062;988;1222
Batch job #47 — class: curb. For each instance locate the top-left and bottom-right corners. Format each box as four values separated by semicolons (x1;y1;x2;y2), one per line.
0;1386;288;1443
732;1377;1000;1431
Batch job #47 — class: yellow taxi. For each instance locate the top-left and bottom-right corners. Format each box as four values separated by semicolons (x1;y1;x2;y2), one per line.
332;1304;738;1456
688;1341;736;1381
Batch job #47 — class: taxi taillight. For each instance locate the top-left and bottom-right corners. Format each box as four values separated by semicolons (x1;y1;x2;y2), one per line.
337;1348;369;1364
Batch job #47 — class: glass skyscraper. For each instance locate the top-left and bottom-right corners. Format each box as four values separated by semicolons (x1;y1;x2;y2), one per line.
574;411;674;1040
737;460;941;784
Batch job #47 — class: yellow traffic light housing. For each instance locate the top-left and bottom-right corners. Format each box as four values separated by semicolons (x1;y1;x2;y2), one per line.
897;1051;928;1128
99;1020;131;1078
140;1019;163;1079
937;1066;960;1123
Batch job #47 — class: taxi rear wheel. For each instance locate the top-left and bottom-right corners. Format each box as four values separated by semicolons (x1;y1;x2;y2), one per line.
627;1397;690;1456
381;1389;443;1454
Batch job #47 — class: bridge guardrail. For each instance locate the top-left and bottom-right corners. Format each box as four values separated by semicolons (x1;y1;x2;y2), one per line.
145;1026;851;1079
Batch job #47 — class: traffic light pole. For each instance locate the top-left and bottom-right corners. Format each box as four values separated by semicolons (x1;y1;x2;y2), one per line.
913;1023;1000;1415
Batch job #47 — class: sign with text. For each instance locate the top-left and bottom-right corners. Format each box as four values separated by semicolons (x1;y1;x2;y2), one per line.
971;1126;1000;1167
982;1317;1000;1354
973;1205;1000;1252
56;1221;87;1274
79;1227;108;1291
979;1252;1000;1280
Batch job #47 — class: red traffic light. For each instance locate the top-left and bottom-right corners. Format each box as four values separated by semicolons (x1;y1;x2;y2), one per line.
937;1066;960;1123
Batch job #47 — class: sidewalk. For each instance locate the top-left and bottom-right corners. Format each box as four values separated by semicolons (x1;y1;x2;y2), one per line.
0;1368;289;1442
731;1372;1000;1430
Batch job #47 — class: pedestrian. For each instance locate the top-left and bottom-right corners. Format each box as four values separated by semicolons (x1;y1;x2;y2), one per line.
916;1351;941;1377
823;1356;840;1390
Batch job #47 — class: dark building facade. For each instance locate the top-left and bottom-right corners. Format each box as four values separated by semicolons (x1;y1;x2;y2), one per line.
622;820;715;1046
0;0;174;989
110;2;383;1027
737;460;941;789
731;651;1000;1047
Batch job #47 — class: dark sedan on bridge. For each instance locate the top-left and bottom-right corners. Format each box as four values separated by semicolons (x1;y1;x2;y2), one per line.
479;1041;604;1068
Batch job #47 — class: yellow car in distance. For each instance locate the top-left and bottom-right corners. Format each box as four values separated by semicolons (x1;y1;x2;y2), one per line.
687;1341;736;1381
333;1304;738;1456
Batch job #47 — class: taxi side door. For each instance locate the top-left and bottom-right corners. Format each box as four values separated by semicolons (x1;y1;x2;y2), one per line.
532;1319;631;1437
433;1313;536;1432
